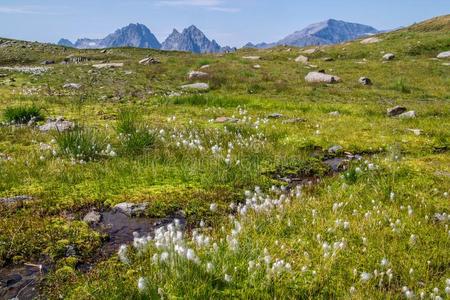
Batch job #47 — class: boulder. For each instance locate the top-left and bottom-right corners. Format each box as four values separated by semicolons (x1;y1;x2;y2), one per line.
387;106;407;117
188;71;209;80
63;83;81;89
360;37;382;44
295;55;309;64
305;71;341;84
329;111;340;117
268;113;283;119
398;111;416;119
83;211;102;225
180;83;209;90
114;202;148;217
328;145;343;154
0;195;34;205
92;63;124;69
214;117;239;123
242;56;261;60
303;48;318;54
359;77;372;85
383;53;395;61
39;117;74;132
437;51;450;59
139;57;160;65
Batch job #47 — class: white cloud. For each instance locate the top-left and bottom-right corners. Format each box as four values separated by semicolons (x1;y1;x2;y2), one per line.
0;5;63;15
156;0;240;13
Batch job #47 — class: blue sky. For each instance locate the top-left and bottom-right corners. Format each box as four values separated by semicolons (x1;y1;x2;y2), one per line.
0;0;448;47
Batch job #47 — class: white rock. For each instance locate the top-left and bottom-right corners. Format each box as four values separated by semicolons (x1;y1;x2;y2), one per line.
303;48;318;54
181;83;209;90
383;53;395;61
188;71;209;80
305;72;341;84
398;111;416;119
295;55;309;64
242;56;261;60
437;51;450;59
361;37;382;44
63;83;81;89
92;63;123;69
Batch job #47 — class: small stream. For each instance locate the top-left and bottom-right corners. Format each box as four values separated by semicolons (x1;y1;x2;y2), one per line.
0;210;185;299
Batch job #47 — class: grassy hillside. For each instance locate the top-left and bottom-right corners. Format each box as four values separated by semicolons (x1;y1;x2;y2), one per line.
0;15;449;299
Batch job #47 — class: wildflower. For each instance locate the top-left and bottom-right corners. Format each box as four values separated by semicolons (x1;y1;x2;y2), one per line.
137;277;146;292
160;251;169;262
210;203;218;212
206;262;214;273
186;248;199;263
350;286;356;294
224;274;232;282
360;272;372;282
118;245;129;264
445;286;450;295
380;258;389;267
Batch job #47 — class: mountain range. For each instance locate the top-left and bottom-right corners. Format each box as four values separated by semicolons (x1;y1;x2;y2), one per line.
58;19;379;53
245;19;378;48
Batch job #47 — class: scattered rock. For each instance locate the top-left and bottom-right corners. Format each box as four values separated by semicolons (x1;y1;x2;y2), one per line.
387;106;407;117
39;117;74;132
180;83;209;90
361;37;382;44
242;56;261;60
92;63;124;69
200;64;210;69
253;64;261;69
359;77;372;85
0;73;7;78
323;57;334;62
329;111;340;117
64;55;90;64
383;53;395;61
63;83;81;89
303;48;318;54
305;71;341;84
398;111;416;119
83;211;102;225
268;113;283;119
437;51;450;59
139;57;160;65
214;117;239;123
0;195;34;205
188;71;209;80
328;145;343;154
114;202;148;217
295;55;309;64
41;60;55;65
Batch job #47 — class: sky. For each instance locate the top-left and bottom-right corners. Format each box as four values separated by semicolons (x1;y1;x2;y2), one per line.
0;0;449;47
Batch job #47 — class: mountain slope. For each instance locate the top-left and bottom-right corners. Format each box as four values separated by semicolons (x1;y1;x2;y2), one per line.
58;23;161;49
247;19;378;48
161;25;222;54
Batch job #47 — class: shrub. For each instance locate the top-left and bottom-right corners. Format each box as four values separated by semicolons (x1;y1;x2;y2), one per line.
117;109;156;155
56;127;106;161
3;105;44;124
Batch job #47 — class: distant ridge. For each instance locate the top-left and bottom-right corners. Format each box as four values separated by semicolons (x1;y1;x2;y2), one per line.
58;23;161;49
245;19;378;49
161;25;233;54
